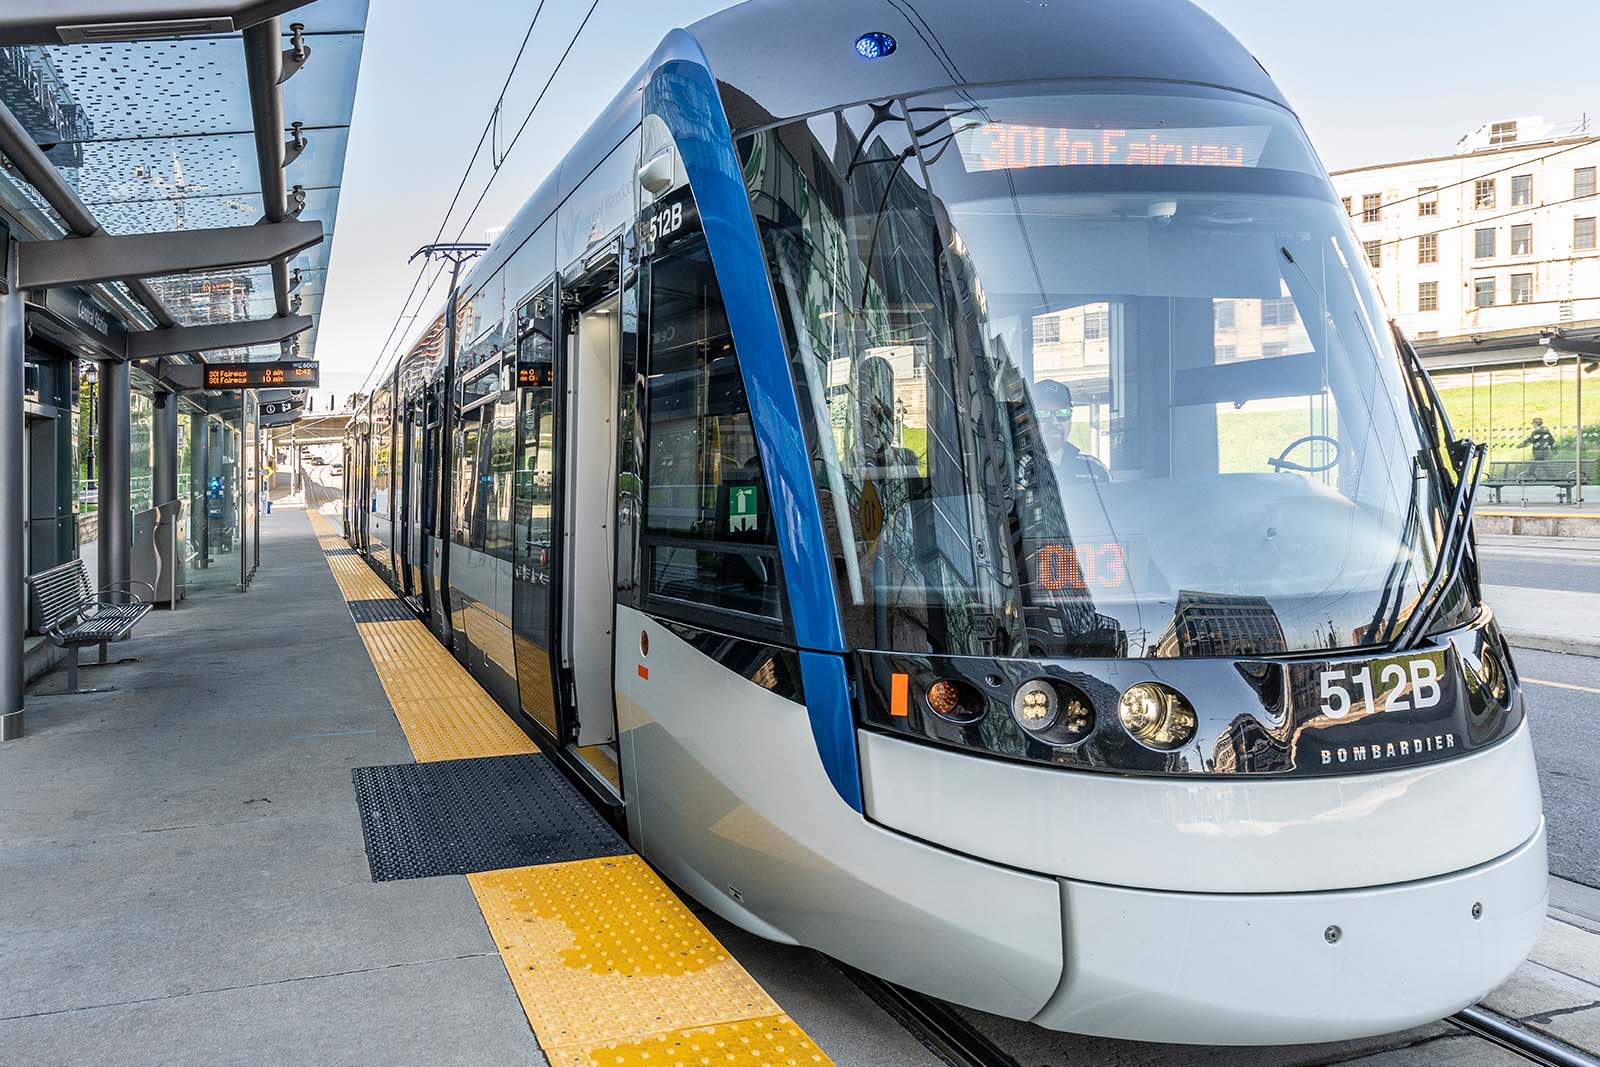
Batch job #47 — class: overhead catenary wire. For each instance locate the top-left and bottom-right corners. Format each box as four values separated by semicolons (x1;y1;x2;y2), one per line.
1369;189;1600;249
440;0;603;249
354;2;551;397
1346;135;1598;215
357;0;604;401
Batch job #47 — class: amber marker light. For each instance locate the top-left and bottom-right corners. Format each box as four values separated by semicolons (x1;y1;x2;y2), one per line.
890;672;910;717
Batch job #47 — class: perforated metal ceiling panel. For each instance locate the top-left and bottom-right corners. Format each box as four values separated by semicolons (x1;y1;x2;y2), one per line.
0;1;367;364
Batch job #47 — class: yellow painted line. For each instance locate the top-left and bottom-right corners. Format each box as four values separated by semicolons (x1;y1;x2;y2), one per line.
1524;677;1600;695
303;509;834;1066
469;856;828;1067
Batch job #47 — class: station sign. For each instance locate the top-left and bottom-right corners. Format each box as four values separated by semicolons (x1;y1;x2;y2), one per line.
36;285;127;356
260;396;303;418
202;361;319;390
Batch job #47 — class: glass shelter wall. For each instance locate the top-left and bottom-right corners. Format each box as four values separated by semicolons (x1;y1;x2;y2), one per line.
1431;361;1593;503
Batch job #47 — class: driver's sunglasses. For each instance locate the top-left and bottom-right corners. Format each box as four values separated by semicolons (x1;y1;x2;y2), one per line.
1040;408;1072;419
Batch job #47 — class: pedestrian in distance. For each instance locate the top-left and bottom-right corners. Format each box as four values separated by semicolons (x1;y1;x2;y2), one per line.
1520;417;1556;460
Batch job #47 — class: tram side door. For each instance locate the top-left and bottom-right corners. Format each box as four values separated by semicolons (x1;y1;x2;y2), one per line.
558;261;623;780
510;283;561;739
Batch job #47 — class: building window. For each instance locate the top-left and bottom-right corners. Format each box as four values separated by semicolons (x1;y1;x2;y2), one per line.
1474;228;1496;259
1261;341;1289;359
1363;240;1382;268
1511;174;1532;206
1474;277;1496;307
1418;233;1438;263
1475;179;1496;209
1341;196;1352;216
1214;300;1236;329
1510;223;1533;256
1578;216;1598;251
1260;298;1296;327
1416;330;1439;340
1033;314;1061;345
1361;193;1382;223
1577;167;1597;199
1216;344;1237;361
1418;186;1439;216
1418;281;1439;312
1083;306;1108;341
1510;273;1533;305
1490;121;1518;146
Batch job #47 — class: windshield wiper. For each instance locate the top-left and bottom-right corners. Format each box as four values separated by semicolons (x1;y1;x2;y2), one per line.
1386;331;1486;649
1390;436;1484;650
1276;245;1485;650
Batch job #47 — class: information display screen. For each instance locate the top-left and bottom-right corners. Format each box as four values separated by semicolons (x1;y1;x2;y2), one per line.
517;365;552;388
202;361;319;390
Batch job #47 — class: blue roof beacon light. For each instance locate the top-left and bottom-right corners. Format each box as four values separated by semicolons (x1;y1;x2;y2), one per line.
855;31;897;59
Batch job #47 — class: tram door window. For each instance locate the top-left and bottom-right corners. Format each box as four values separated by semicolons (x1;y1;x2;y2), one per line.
563;287;622;747
511;283;560;737
639;238;785;632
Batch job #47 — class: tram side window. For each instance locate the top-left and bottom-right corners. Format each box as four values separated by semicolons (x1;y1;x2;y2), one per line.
642;239;784;624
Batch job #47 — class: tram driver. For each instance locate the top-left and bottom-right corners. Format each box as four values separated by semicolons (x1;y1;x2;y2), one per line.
1031;379;1109;484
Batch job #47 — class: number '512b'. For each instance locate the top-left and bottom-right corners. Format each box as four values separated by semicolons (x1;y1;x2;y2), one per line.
1318;658;1441;720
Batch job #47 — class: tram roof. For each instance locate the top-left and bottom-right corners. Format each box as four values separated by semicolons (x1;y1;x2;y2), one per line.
0;1;367;371
418;0;1294;380
690;0;1292;127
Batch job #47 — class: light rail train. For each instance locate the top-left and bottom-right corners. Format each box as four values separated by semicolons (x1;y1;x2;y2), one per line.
343;0;1546;1043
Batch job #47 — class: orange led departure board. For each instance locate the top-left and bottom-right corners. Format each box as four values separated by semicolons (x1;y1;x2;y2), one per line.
202;361;319;390
958;124;1269;172
517;365;552;388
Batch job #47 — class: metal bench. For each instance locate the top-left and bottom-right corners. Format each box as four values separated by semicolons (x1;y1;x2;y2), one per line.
26;559;154;693
1481;458;1599;504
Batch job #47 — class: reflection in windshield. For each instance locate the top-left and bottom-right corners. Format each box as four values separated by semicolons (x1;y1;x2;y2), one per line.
741;85;1458;659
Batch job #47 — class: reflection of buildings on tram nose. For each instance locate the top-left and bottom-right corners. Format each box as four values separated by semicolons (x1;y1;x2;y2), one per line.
1154;590;1289;659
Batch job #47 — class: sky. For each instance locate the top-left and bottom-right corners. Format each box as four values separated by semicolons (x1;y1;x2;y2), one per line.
314;0;1600;404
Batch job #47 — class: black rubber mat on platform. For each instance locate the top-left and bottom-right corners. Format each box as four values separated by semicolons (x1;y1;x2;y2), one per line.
347;598;411;623
352;754;628;881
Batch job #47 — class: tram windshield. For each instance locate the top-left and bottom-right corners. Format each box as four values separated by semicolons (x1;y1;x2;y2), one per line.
742;84;1468;658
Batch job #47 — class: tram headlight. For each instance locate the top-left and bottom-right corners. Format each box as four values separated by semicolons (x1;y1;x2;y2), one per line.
1013;680;1059;730
1012;678;1096;745
1478;647;1510;706
1117;683;1198;750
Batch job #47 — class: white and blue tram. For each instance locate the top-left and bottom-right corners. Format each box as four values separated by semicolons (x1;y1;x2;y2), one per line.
343;0;1546;1043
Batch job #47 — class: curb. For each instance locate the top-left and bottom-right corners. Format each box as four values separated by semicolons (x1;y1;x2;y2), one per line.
1505;630;1600;658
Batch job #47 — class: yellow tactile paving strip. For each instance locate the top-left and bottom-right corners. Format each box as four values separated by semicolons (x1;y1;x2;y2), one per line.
304;510;833;1067
469;857;826;1066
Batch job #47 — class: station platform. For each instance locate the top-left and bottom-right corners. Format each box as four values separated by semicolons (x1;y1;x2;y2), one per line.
5;501;1600;1066
0;502;939;1065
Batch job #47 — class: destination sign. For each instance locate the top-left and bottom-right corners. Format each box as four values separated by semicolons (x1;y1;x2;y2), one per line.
517;366;553;388
203;361;320;390
957;123;1269;172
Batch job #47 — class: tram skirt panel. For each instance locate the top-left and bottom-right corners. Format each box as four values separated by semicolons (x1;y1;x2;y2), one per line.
305;511;834;1066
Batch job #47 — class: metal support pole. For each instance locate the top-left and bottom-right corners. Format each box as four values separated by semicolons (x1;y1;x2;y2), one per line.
190;411;208;569
152;391;178;505
1577;354;1585;508
1;235;25;740
96;358;130;604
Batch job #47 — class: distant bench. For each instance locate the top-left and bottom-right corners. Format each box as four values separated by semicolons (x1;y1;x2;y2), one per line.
26;559;153;693
1482;459;1600;505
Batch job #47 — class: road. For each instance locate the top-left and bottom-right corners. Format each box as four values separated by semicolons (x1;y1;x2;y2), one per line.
1478;534;1600;594
1479;535;1600;889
